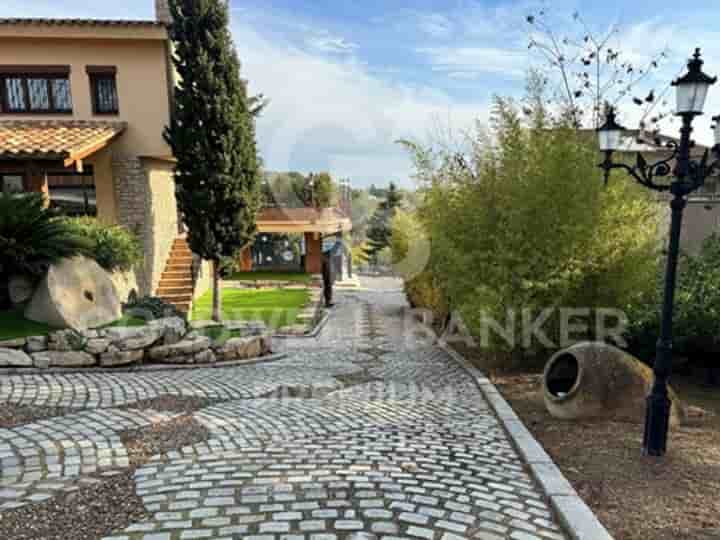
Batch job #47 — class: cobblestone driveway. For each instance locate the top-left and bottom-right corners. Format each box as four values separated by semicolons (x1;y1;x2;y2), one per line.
0;280;567;540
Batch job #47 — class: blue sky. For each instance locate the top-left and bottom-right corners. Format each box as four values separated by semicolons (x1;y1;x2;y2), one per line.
4;1;720;188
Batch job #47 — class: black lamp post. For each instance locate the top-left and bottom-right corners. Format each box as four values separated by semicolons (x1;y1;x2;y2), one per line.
597;48;720;457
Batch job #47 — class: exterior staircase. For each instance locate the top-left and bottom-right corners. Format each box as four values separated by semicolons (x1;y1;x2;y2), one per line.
156;237;195;314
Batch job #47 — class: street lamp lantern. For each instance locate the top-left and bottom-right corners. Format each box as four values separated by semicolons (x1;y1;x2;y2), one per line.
596;48;720;457
672;48;717;115
597;106;627;152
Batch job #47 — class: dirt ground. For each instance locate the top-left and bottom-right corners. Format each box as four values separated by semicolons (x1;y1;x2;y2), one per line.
485;365;720;540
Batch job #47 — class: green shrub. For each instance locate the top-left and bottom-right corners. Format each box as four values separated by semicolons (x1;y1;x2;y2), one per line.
123;296;186;321
0;193;90;307
391;209;448;322
626;234;720;362
400;88;662;362
65;217;142;272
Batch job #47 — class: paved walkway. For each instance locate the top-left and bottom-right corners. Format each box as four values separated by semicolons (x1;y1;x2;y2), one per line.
0;279;567;540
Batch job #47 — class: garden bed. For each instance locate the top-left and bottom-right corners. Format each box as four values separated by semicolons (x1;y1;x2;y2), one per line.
482;363;720;540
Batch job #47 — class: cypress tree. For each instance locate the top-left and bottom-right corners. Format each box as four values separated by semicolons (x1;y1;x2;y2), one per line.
365;182;402;264
164;0;263;321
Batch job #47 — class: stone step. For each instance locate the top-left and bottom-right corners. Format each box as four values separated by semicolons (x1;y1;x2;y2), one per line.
159;293;194;303
167;255;193;264
158;278;194;288
157;286;194;296
166;263;192;272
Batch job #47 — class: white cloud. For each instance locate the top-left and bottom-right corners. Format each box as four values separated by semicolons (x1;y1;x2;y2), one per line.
415;13;454;38
231;17;489;188
418;46;529;79
305;32;358;54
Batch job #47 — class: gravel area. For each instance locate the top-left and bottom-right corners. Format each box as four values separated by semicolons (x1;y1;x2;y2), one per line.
0;471;148;540
0;404;74;429
120;415;211;466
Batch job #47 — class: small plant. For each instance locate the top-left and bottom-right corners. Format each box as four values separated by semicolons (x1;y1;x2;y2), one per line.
0;193;90;308
64;217;142;273
123;296;186;321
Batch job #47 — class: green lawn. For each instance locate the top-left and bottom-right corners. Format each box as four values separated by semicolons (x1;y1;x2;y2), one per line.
226;271;312;284
192;288;310;329
0;310;146;341
0;310;57;341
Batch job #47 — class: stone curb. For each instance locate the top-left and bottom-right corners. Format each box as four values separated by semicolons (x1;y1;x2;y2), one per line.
440;342;614;540
0;352;288;375
273;310;330;339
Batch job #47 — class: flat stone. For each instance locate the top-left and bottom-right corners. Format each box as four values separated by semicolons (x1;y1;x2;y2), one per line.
85;338;112;355
0;338;26;349
25;335;48;353
148;337;211;362
148;317;187;346
99;348;144;367
47;330;86;352
0;348;33;367
105;326;163;351
31;350;95;368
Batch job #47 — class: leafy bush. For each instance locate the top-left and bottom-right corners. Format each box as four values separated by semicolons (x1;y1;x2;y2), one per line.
64;217;142;272
391;209;448;322
399;87;662;362
0;193;90;307
626;234;720;362
123;296;186;321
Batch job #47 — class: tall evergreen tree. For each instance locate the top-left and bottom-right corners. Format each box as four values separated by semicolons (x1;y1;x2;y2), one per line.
364;182;402;264
165;0;263;321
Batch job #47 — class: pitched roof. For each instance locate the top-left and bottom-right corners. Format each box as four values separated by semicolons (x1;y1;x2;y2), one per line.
0;18;164;28
0;120;127;165
257;207;352;234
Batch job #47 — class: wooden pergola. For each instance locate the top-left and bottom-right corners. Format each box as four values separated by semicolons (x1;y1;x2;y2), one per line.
240;207;352;274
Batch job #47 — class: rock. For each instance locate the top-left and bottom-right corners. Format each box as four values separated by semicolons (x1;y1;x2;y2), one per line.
543;342;685;427
47;329;86;351
8;275;34;305
99;348;144;367
148;317;187;346
216;336;269;361
31;351;96;368
25;256;121;330
85;338;111;355
25;336;48;353
0;348;33;367
148;337;211;362
0;338;27;349
193;349;216;364
104;326;163;351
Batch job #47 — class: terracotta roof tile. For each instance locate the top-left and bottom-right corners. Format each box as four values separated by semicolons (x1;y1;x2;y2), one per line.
0;120;126;161
0;18;165;28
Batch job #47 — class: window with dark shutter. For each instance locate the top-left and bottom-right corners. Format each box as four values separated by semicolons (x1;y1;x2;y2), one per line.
87;66;119;115
0;66;72;114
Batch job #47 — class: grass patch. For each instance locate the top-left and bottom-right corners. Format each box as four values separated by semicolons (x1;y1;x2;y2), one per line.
226;271;312;284
192;288;310;329
0;310;146;341
0;310;57;341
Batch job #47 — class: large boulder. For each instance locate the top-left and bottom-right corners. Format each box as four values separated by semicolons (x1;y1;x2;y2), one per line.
0;348;33;367
25;256;121;330
543;342;685;427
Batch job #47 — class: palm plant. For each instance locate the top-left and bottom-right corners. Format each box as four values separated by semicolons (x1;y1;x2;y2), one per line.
0;193;90;308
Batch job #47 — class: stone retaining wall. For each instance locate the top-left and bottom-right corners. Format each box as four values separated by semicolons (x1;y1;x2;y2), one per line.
0;317;272;369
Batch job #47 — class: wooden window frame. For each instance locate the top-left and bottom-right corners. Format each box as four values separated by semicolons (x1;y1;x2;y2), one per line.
87;66;119;116
0;66;72;115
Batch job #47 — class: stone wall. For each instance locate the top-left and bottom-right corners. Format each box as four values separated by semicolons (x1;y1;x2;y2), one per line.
0;318;273;369
112;156;181;298
113;156;152;294
145;160;179;296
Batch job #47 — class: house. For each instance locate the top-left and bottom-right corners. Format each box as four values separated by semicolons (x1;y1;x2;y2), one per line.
612;130;720;253
0;1;212;312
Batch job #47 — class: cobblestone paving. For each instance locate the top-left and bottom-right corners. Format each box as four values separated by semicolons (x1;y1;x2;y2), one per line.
0;280;568;539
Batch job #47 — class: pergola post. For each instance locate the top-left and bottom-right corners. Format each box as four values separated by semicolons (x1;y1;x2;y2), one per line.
304;232;322;274
25;162;50;207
